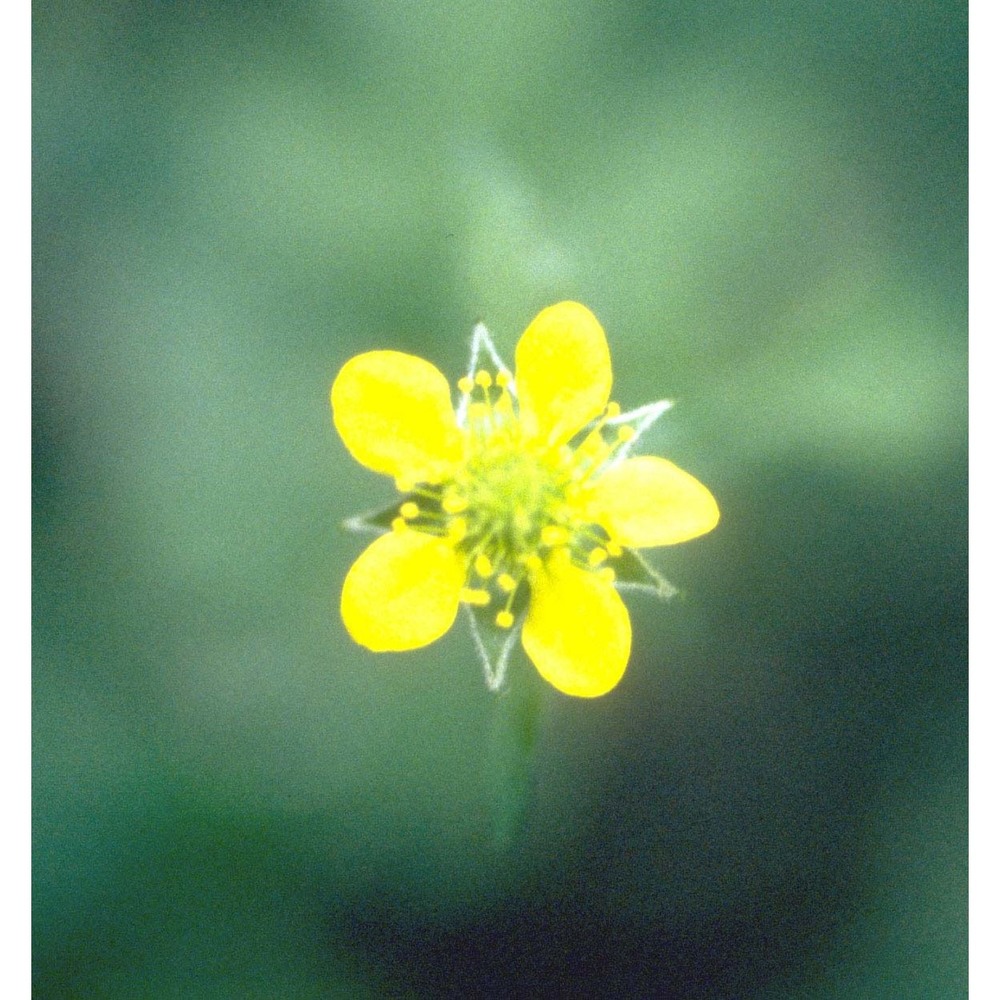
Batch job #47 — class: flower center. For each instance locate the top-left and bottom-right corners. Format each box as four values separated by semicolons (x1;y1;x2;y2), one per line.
393;368;633;629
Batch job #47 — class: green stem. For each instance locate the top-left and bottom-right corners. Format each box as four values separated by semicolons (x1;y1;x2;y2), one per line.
487;655;544;853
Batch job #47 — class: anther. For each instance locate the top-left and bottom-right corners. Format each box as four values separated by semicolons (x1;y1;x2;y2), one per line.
474;553;493;578
541;525;569;547
474;370;492;388
457;375;475;394
606;540;623;557
442;493;469;514
399;501;420;520
495;610;514;628
587;547;608;567
495;370;512;388
391;517;407;533
497;573;518;593
616;425;636;443
460;587;491;606
605;402;621;418
598;567;616;584
523;553;543;572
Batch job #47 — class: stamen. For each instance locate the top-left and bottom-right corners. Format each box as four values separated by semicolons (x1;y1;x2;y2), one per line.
523;553;543;572
587;547;608;567
606;540;623;557
391;517;407;533
399;501;420;520
442;493;469;514
460;587;491;606
457;375;475;394
496;573;518;593
495;610;514;628
541;525;569;547
605;402;621;418
597;566;616;584
616;425;636;443
495;370;512;388
474;370;492;389
474;553;493;578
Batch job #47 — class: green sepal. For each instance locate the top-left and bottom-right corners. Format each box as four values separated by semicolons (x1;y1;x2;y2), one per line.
610;546;678;599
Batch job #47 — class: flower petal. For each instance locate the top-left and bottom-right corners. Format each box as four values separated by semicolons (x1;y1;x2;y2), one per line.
332;351;463;484
581;456;720;547
514;302;612;446
522;552;631;697
341;529;465;651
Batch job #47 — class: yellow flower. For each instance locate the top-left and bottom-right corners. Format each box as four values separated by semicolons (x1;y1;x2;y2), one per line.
331;302;719;698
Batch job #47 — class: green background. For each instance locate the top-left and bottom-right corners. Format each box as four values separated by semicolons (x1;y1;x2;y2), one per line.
33;1;966;996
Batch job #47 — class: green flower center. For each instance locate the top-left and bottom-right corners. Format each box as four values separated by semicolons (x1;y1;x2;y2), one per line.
394;368;629;628
459;446;562;560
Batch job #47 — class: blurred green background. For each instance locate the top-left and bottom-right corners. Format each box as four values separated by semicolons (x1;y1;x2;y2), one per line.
33;1;966;996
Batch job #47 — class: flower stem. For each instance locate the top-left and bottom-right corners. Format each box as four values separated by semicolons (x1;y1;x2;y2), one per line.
486;654;544;853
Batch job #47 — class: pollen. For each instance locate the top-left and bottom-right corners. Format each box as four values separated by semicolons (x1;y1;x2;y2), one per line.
457;375;475;394
587;547;608;567
474;553;494;578
495;610;514;628
460;587;491;606
399;501;419;520
541;525;569;547
497;572;518;592
442;492;469;514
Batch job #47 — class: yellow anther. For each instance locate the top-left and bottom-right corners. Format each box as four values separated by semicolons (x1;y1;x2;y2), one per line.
447;518;467;542
606;540;623;557
605;402;621;418
474;370;492;388
442;493;469;514
460;587;491;606
495;370;512;388
457;375;475;394
616;425;636;443
598;566;616;584
391;517;407;533
587;547;608;567
541;525;569;547
497;573;518;593
395;476;415;493
474;553;494;578
523;553;543;572
495;610;514;629
399;501;420;520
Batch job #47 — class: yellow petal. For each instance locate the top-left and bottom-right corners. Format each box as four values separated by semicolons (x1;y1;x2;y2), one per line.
581;456;720;547
332;350;463;483
341;529;465;651
514;302;612;446
522;553;631;698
